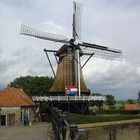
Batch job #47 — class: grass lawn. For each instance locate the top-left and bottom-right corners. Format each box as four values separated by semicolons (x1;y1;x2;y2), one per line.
69;114;140;124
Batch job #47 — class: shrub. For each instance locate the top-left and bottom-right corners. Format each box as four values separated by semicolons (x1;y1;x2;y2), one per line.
70;114;140;124
95;110;140;115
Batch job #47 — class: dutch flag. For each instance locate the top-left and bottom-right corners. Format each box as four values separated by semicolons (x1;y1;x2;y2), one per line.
65;86;78;95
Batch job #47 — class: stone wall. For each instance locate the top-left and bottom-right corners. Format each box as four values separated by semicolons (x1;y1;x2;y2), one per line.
0;107;21;125
0;106;35;125
78;119;140;140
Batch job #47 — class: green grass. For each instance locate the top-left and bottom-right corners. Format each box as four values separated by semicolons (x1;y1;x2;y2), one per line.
69;114;140;124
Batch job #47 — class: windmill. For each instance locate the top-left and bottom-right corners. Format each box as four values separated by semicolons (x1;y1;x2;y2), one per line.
20;1;122;97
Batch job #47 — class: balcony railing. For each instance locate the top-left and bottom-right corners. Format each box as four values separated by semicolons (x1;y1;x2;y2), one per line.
32;95;105;102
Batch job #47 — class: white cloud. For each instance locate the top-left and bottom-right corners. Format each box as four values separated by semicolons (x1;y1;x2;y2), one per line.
136;67;140;76
83;59;140;99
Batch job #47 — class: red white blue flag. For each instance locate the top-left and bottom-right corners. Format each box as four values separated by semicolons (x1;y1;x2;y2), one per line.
65;86;78;95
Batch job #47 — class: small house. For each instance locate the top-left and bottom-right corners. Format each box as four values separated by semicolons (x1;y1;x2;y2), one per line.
124;103;140;110
0;87;35;126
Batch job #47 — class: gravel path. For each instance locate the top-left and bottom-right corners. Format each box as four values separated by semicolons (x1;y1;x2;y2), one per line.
0;122;50;140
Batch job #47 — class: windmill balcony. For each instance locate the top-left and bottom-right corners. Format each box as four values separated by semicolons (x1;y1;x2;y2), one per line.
32;95;105;102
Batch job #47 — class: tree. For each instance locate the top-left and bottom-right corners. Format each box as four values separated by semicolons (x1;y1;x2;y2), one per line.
8;76;54;96
92;92;103;96
105;94;116;107
126;99;135;104
137;90;140;101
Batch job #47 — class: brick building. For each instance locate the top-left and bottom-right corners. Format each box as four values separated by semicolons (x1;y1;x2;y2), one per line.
124;103;140;110
0;87;35;126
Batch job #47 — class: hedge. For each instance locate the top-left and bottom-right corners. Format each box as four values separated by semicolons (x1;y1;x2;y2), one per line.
69;114;140;124
96;110;140;115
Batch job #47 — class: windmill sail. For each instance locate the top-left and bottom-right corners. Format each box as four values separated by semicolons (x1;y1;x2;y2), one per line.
82;48;122;60
73;1;83;40
80;43;122;60
20;24;69;44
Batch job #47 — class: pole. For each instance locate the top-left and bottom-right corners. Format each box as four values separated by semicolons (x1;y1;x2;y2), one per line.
77;49;81;96
68;95;70;122
44;50;56;77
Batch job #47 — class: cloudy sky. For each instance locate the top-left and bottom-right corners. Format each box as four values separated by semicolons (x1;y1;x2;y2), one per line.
0;0;140;99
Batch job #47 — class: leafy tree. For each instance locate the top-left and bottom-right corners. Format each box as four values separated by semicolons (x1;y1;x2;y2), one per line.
126;99;135;104
92;92;103;96
8;76;54;96
89;105;99;114
137;90;140;102
109;105;117;110
102;103;110;110
116;103;125;110
105;94;116;108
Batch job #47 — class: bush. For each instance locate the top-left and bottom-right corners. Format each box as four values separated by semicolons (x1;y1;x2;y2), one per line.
109;105;117;110
89;105;99;112
69;114;140;124
95;110;140;115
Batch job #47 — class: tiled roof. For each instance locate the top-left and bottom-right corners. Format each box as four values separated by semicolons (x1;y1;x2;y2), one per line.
0;87;35;107
124;103;140;110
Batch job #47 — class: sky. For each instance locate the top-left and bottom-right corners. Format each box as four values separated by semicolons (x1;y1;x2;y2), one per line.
0;0;140;100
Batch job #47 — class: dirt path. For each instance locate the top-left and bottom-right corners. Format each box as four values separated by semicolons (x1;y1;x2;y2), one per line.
0;122;50;140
